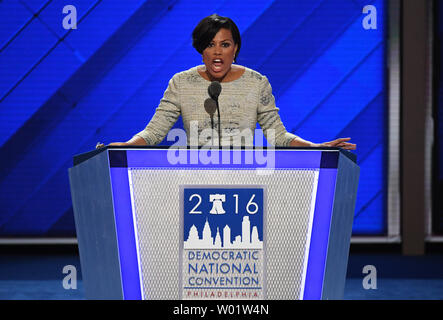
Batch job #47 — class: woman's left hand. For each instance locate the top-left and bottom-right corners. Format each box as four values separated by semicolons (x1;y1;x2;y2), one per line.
319;137;356;150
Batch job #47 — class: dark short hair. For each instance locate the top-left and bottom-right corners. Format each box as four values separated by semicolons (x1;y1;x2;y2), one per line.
192;14;241;60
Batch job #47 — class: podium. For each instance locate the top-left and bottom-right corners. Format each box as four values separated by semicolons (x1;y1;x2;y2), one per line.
69;147;359;300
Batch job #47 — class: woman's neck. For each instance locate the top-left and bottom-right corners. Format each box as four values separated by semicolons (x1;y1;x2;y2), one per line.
205;68;230;83
199;65;245;83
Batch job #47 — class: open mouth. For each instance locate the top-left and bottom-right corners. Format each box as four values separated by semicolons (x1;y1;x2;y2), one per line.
212;58;224;72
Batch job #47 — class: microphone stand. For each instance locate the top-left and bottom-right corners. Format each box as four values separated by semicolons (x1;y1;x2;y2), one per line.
215;98;221;148
211;117;215;146
208;81;222;148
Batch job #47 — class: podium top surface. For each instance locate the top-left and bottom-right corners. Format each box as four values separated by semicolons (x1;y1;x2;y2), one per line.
72;146;357;167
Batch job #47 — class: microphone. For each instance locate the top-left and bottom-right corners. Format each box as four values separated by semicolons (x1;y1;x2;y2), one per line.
208;81;222;147
208;81;222;100
204;98;217;118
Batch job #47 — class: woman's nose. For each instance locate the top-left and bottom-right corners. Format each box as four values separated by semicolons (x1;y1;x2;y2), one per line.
214;44;222;54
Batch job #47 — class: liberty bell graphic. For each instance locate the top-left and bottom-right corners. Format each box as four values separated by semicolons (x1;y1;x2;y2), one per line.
209;194;226;214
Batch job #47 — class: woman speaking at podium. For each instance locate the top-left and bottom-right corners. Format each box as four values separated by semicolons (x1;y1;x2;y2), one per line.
99;14;355;150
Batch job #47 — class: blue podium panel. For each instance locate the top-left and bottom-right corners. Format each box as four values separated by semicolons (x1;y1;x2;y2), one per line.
69;147;359;300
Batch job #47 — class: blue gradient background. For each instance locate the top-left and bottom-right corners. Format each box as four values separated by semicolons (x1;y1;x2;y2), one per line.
0;0;386;236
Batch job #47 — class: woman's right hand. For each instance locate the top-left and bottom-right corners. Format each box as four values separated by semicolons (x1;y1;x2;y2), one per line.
95;142;127;149
96;136;147;149
108;142;128;147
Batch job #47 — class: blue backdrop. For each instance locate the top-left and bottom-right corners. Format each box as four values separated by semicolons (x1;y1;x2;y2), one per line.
0;0;386;236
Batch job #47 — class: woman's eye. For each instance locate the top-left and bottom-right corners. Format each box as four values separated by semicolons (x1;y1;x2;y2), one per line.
207;42;231;48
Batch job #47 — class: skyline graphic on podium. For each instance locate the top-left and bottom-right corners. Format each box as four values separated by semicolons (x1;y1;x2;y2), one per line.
183;188;264;248
184;216;263;250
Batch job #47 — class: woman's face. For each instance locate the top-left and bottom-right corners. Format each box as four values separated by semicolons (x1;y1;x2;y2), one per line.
202;28;238;81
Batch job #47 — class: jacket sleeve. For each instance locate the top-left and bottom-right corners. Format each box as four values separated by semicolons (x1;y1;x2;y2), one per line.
256;76;299;146
134;74;181;145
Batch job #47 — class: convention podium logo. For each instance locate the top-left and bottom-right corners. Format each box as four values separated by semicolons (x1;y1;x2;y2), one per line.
181;186;266;300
